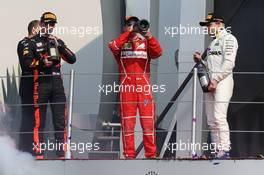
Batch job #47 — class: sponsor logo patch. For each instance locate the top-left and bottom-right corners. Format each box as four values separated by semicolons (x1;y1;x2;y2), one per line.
36;42;43;47
121;51;148;59
123;43;132;49
23;49;29;55
136;43;146;49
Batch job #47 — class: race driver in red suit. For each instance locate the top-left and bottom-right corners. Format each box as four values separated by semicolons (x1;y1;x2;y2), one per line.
109;16;162;159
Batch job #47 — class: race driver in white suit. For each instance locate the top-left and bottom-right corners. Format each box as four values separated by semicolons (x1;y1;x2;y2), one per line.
194;13;238;159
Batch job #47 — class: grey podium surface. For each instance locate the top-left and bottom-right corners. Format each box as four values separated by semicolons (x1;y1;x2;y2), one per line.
35;159;260;175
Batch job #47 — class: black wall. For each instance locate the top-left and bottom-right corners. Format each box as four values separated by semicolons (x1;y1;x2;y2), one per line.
215;0;264;157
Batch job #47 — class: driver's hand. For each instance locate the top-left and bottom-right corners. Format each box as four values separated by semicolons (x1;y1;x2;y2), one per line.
48;35;59;46
48;35;58;40
127;25;134;32
144;29;153;40
193;52;202;62
208;79;218;92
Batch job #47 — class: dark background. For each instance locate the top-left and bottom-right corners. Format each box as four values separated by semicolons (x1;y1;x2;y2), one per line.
215;0;264;157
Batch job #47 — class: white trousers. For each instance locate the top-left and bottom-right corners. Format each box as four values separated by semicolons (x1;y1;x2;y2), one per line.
204;76;234;151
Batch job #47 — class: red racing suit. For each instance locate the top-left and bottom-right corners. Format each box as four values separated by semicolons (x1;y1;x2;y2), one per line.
109;31;162;158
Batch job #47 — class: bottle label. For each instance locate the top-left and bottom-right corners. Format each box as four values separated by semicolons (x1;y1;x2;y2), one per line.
200;76;208;87
50;48;57;57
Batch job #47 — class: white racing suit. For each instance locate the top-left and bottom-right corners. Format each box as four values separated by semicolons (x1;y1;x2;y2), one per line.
203;28;238;152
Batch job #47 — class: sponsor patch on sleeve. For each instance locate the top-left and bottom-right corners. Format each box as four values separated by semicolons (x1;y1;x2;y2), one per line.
23;48;29;55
